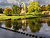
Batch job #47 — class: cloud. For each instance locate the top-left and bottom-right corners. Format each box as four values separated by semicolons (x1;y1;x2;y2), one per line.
7;0;16;3
38;0;50;5
0;0;50;5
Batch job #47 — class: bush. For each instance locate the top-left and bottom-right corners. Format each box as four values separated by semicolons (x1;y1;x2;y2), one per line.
3;8;13;16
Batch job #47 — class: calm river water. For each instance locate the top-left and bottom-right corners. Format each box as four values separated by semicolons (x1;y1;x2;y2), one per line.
0;18;50;36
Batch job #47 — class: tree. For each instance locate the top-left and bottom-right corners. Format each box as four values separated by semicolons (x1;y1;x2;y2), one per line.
3;8;13;16
0;8;3;13
20;2;27;15
28;2;40;13
12;5;20;15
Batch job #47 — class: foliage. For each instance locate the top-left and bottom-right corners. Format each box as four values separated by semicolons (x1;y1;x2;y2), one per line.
46;4;50;11
42;11;50;15
0;8;3;13
3;8;13;16
28;2;40;13
12;5;20;15
40;5;47;12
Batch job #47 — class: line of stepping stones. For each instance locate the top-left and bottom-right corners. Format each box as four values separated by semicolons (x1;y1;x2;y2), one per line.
0;27;45;38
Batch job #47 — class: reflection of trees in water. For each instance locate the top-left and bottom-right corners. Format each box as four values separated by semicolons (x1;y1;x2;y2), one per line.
21;19;28;31
4;18;42;32
20;18;42;32
13;19;22;30
28;18;42;33
12;19;29;31
40;17;50;26
5;20;12;28
0;21;2;27
5;19;22;30
46;19;50;26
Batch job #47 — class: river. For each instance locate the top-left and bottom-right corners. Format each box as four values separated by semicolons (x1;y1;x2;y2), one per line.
0;18;50;38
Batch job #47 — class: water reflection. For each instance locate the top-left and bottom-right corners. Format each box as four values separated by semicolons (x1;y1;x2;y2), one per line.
5;19;12;28
28;18;42;33
1;18;50;34
0;21;2;27
12;19;22;30
39;22;50;36
0;18;41;33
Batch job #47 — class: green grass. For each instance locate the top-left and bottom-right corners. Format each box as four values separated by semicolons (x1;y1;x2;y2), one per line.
0;15;38;20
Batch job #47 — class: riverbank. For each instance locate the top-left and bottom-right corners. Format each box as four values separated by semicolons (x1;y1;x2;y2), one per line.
0;13;50;21
0;15;38;20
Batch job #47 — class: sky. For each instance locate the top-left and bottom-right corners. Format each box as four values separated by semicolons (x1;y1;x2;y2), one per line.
0;0;49;5
0;0;17;3
38;0;50;5
0;0;50;8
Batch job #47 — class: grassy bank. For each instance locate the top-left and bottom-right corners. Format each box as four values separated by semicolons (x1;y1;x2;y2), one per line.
0;15;38;20
0;14;49;21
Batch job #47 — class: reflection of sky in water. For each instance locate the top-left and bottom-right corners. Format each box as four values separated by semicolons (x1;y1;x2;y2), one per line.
2;22;50;36
1;20;50;36
39;23;50;36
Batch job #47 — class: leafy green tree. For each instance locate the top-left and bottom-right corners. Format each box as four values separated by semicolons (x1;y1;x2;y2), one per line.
28;2;40;13
12;5;20;15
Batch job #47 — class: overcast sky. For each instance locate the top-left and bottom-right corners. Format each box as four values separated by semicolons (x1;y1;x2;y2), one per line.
0;0;49;3
0;0;50;5
0;0;50;8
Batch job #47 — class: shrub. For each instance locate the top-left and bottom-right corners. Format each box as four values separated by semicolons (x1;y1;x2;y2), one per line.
3;8;13;16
